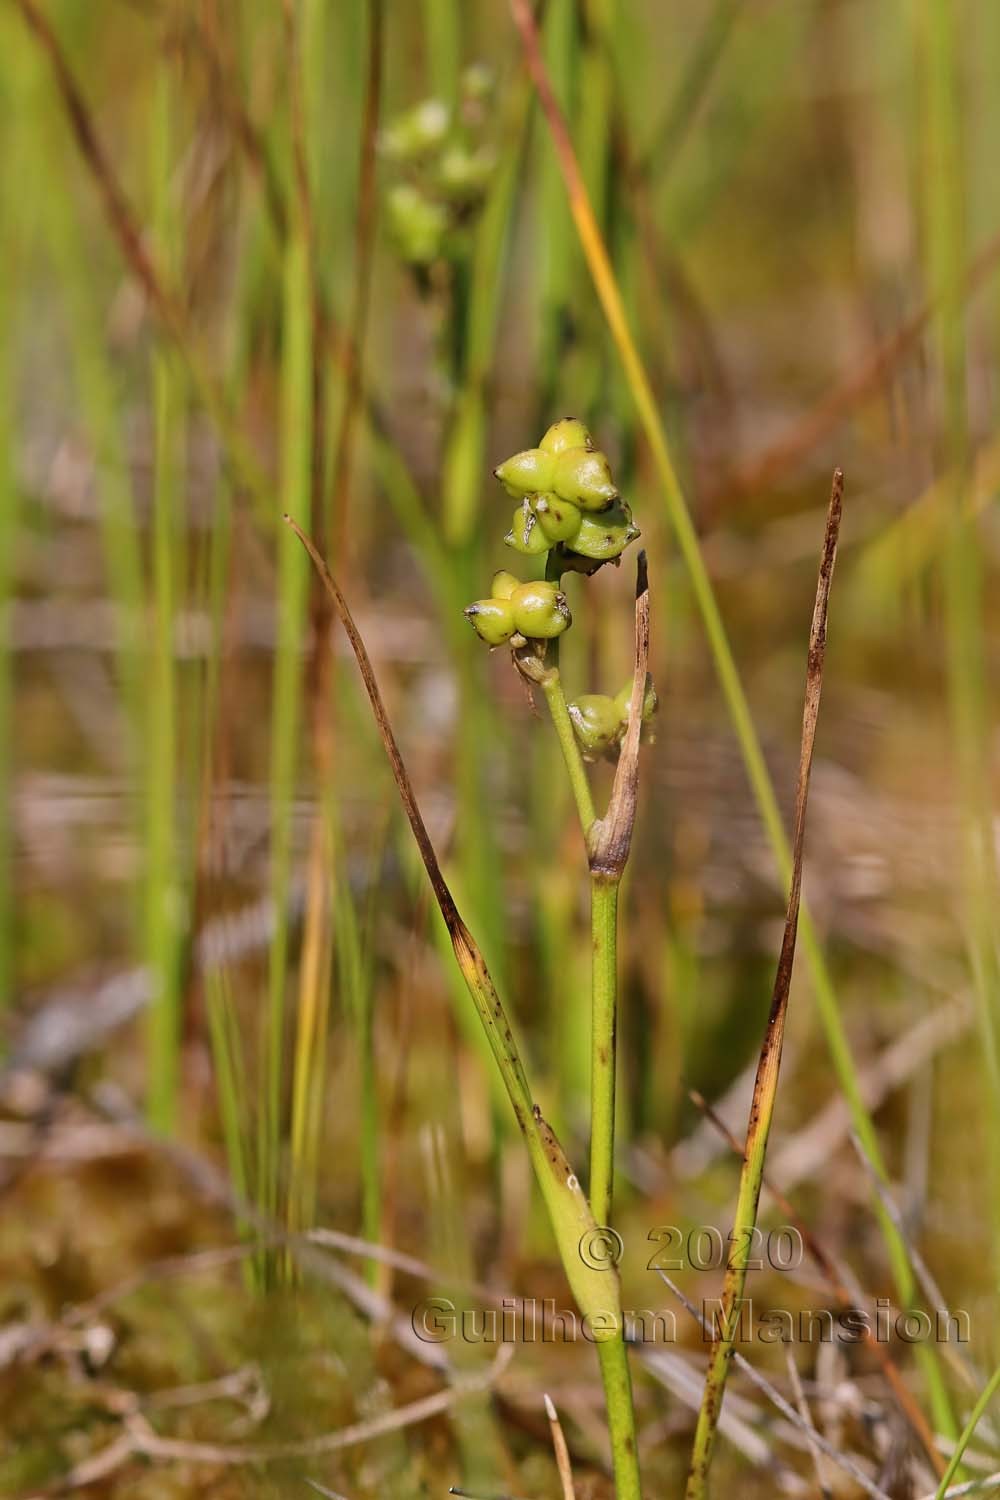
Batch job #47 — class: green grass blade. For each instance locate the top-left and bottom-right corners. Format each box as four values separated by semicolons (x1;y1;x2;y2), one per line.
206;967;252;1238
537;0;577;402
259;224;313;1228
933;1364;1000;1500
145;58;184;1132
441;78;530;545
0;166;16;1025
920;0;1000;1267
423;0;461;110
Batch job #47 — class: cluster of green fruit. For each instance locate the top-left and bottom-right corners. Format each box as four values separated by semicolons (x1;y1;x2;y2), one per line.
568;678;658;760
495;418;639;565
464;571;571;647
381;67;496;269
464;416;655;760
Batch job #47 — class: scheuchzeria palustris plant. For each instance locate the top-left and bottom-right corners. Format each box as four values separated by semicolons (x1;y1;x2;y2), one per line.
293;417;653;1499
463;416;655;1500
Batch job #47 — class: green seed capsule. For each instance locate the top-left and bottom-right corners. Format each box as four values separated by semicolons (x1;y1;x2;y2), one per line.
540;417;593;455
436;143;496;203
386;183;449;266
568;694;622;757
552;447;618;510
504;501;551;556
494;448;555;498
510;580;571;639
463;597;516;646
566;502;640;561
379;98;450;162
534;493;582;543
490;569;521;600
613;675;658;727
461;62;495;103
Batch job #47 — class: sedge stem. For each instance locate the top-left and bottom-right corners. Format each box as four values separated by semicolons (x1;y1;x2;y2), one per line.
597;1334;642;1500
542;674;638;1497
589;877;619;1228
540;672;597;836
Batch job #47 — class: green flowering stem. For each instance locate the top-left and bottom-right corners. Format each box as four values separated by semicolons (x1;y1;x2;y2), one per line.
539;662;622;1222
486;428;646;1498
597;1334;641;1500
585;553;648;1222
535;639;620;1225
537;658;618;1227
589;877;619;1229
539;670;597;835
540;557;649;1500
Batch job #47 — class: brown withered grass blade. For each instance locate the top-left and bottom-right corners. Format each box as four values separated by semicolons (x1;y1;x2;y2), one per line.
544;1392;578;1500
685;470;844;1499
589;551;649;879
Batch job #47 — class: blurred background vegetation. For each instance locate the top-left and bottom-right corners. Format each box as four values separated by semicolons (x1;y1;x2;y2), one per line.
1;0;998;1495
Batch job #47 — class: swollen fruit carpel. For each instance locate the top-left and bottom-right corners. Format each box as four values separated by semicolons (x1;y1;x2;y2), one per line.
505;500;550;555
509;581;571;640
463;597;516;646
494;448;556;498
551;447;618;511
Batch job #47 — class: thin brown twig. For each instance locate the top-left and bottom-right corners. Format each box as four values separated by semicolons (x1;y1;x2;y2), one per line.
283;522;462;935
772;467;843;1001
848;1132;980;1394
783;1347;833;1500
306;1481;351;1500
448;1489;527;1500
544;1393;578;1500
641;1347;808;1490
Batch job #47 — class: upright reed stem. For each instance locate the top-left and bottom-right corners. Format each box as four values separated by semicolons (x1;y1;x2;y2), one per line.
589;877;619;1228
534;556;650;1500
540;672;597;835
597;1336;641;1500
536;648;621;1229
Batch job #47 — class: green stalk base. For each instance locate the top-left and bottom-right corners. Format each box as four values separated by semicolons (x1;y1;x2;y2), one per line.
597;1333;643;1499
